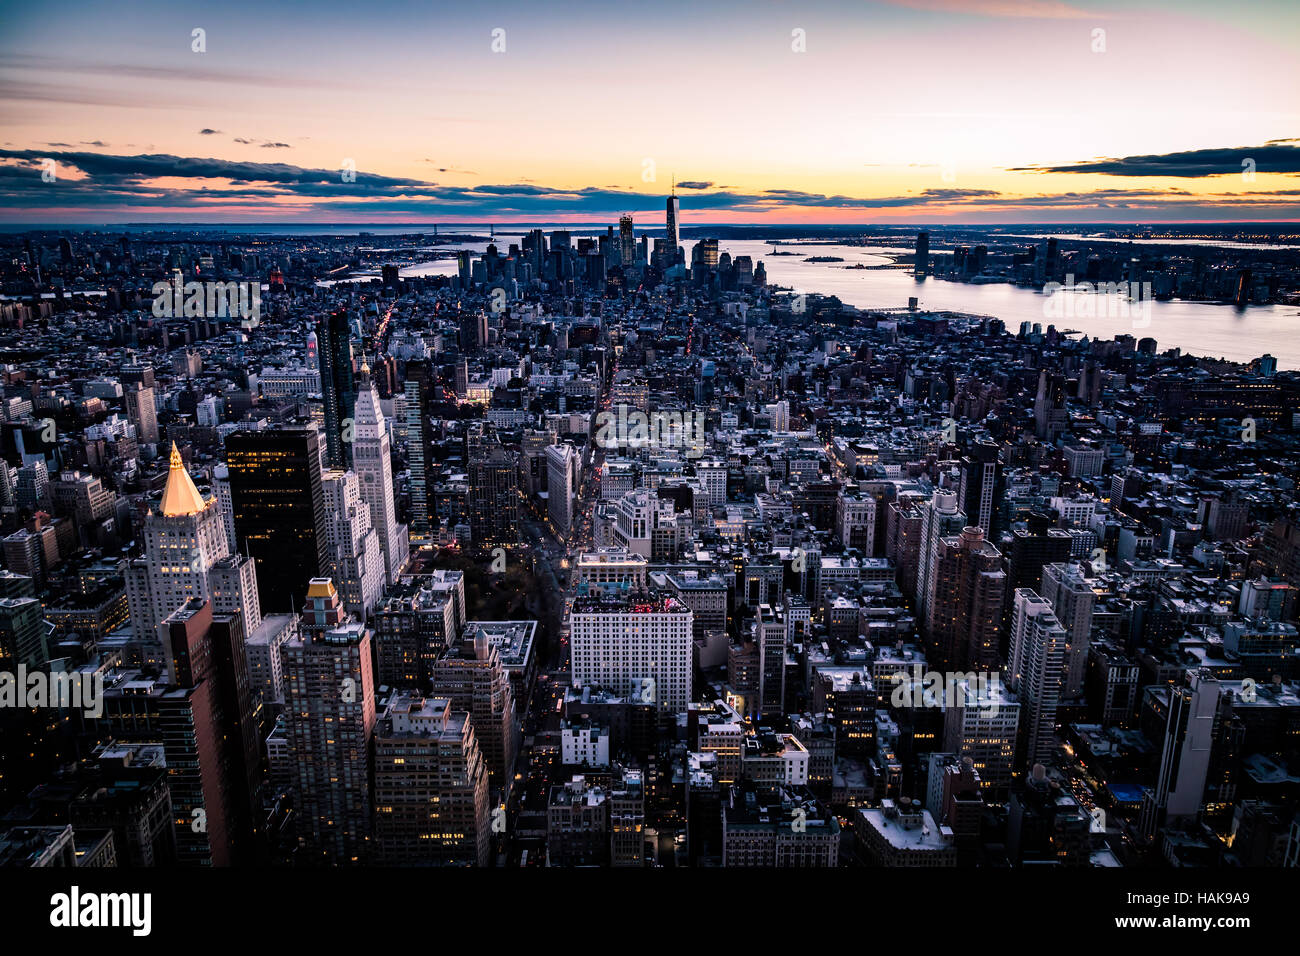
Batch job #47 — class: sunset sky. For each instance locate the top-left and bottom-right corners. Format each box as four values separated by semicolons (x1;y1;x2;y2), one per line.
1;0;1298;224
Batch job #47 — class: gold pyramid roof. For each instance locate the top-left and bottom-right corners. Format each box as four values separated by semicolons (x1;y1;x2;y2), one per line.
160;442;208;517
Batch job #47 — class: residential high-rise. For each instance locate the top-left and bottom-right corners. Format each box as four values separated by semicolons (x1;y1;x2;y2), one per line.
374;578;458;688
886;494;926;599
319;469;386;620
352;361;408;582
316;308;356;470
373;692;491;866
126;443;231;668
926;525;1005;671
1040;562;1095;698
569;592;693;716
282;578;375;863
943;679;1020;802
916;490;966;626
1006;588;1068;768
225;427;329;615
430;628;517;797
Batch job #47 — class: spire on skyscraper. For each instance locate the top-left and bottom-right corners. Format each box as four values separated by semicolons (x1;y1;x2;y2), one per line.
160;441;207;516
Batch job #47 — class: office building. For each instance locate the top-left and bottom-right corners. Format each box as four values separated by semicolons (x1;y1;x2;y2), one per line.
225;427;329;614
569;593;693;716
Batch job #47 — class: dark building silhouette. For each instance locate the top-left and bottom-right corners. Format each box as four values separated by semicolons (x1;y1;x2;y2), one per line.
469;447;520;547
226;426;328;614
165;599;262;865
316;308;355;469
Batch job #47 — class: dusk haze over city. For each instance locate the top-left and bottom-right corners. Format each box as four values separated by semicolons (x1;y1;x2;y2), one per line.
0;0;1295;941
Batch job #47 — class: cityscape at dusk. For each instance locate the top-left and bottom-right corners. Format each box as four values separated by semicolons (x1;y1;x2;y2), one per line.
0;0;1295;938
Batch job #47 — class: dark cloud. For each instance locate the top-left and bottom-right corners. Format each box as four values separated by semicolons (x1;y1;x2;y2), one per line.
0;147;1296;220
260;142;292;149
1011;143;1300;177
0;149;428;188
675;181;713;190
199;129;222;136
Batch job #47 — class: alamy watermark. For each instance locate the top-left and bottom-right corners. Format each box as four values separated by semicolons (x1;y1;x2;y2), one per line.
594;404;706;457
0;666;103;718
152;277;261;328
1043;274;1153;327
889;665;1003;717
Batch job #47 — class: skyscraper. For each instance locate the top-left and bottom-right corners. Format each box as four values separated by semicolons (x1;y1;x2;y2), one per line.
756;605;786;716
126;443;231;668
943;678;1020;802
431;628;517;796
1006;588;1067;768
619;214;635;268
915;230;929;276
282;578;375;863
207;553;262;635
666;187;680;260
352;361;408;582
225;427;329;614
1033;369;1067;440
123;382;159;446
319;469;386;620
403;360;433;543
957;438;1001;537
546;443;578;539
469;447;520;548
1040;562;1095;698
927;526;1006;672
916;490;966;626
163;598;262;865
1005;512;1072;598
0;596;45;670
316;308;356;470
1140;669;1219;841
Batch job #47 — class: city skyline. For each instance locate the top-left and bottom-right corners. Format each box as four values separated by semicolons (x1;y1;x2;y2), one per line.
2;0;1299;224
